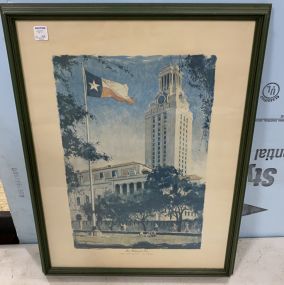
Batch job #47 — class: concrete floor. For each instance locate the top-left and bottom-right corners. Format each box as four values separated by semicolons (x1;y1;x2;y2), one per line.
0;237;283;284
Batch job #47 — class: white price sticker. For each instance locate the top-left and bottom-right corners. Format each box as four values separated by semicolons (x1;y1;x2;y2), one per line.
33;26;48;41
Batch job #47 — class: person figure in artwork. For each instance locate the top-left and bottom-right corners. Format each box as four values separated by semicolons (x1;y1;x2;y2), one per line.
122;223;127;232
154;223;159;232
171;223;177;232
184;222;190;233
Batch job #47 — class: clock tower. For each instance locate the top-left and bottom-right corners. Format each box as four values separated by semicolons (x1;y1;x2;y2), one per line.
145;65;193;175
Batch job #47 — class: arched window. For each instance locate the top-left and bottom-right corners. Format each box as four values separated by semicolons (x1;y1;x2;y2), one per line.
122;184;127;195
76;214;82;221
85;195;89;204
76;197;80;206
129;183;134;194
115;184;120;194
137;182;142;191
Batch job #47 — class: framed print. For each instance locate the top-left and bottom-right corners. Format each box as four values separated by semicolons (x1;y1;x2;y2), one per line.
1;3;271;276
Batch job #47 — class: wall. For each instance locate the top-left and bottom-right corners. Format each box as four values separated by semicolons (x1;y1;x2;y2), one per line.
0;0;282;243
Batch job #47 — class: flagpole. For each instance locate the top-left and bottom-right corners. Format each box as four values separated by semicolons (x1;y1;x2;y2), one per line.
82;63;96;233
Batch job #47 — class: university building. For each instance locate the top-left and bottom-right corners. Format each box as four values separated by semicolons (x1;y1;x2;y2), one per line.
145;65;193;175
69;162;151;230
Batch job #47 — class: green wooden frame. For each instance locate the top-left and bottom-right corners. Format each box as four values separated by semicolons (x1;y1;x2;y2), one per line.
0;3;271;276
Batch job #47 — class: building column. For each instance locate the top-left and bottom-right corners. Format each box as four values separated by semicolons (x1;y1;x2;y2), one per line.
134;183;137;192
127;183;130;195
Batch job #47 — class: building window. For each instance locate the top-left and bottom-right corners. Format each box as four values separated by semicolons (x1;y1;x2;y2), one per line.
76;214;82;221
128;168;136;176
129;183;134;194
76;197;80;206
115;184;120;194
97;195;101;200
112;170;118;177
122;184;127;195
85;195;90;204
137;182;142;191
99;172;104;179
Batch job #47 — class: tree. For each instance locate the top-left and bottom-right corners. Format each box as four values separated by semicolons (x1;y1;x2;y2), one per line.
95;192;130;231
145;166;205;232
53;56;110;193
127;189;165;232
95;187;166;232
179;55;217;151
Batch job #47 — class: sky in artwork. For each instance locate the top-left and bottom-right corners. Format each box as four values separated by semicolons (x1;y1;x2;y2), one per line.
54;55;215;177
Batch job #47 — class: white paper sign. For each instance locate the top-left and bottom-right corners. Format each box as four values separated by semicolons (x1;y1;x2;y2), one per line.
33;26;48;41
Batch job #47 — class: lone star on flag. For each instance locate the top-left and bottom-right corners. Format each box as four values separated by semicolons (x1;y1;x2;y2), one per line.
89;80;100;92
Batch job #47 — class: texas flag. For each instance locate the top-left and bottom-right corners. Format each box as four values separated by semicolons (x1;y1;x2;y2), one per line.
85;70;134;104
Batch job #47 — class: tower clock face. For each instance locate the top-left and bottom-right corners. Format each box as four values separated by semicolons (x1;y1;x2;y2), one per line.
158;94;166;104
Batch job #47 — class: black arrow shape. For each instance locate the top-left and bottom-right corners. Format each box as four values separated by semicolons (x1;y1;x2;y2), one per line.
242;204;267;216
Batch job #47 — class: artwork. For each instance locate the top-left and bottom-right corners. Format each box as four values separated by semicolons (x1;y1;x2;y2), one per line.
2;3;271;276
53;55;217;249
